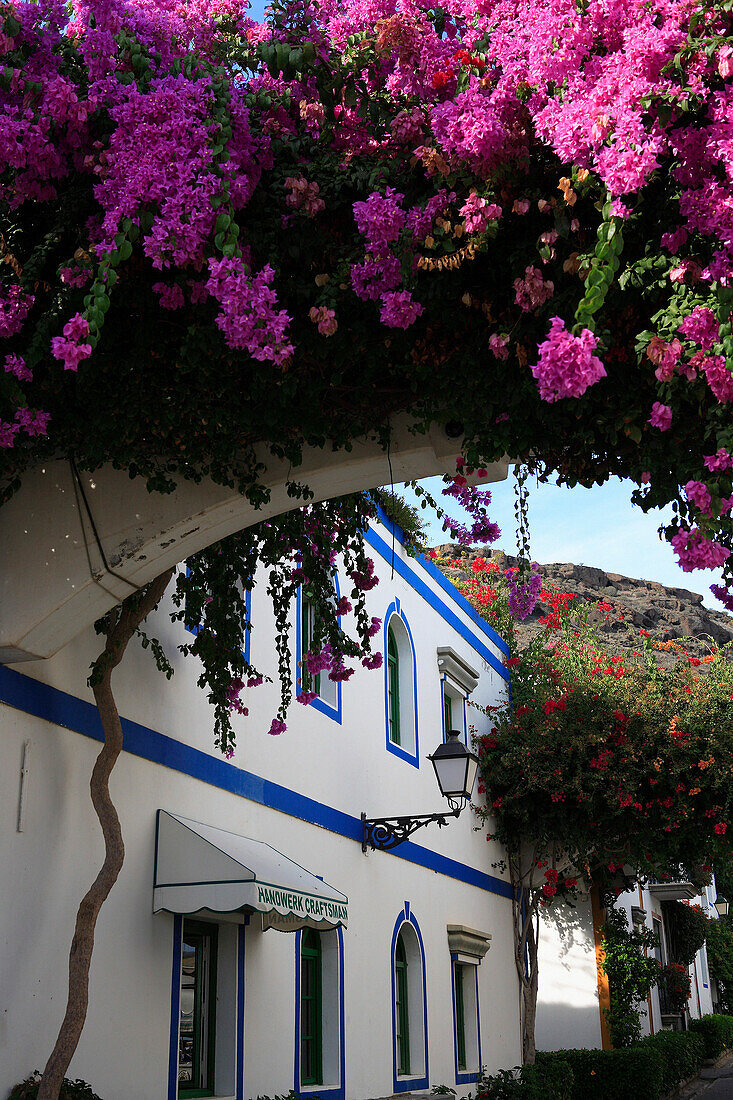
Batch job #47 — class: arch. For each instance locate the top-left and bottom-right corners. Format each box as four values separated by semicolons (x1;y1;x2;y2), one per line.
383;601;419;767
0;423;509;663
390;904;428;1092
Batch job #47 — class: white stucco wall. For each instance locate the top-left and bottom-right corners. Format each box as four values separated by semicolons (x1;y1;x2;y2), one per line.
0;515;521;1100
535;896;603;1052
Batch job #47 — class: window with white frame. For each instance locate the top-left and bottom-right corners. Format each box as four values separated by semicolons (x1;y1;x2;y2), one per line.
297;578;342;721
175;918;241;1100
297;927;343;1092
437;647;479;744
447;924;489;1083
393;923;426;1080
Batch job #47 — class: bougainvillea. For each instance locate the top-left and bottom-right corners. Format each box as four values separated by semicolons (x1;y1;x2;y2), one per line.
442;554;733;1061
2;0;733;607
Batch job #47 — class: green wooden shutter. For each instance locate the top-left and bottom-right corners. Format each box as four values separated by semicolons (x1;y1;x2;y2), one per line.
443;689;453;737
300;929;323;1085
455;963;467;1070
395;934;411;1075
388;627;401;745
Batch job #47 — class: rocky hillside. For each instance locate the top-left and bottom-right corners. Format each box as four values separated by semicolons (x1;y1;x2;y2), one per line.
433;544;733;653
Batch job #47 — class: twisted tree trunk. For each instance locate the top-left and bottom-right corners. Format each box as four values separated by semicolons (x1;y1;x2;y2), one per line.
37;569;174;1100
510;848;542;1065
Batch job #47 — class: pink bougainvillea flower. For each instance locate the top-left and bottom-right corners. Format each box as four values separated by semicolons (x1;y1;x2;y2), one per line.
671;528;731;572
649;402;673;431
704;449;733;472
684;480;713;516
530;317;606;402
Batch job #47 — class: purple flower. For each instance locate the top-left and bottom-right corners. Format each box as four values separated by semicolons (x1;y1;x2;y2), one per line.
671;529;730;572
507;563;542;620
684;480;713;516
649;402;673;431
704;449;733;472
379;290;424;330
362;651;383;670
296;691;318;705
678;307;719;350
531;317;606;402
4;354;32;382
268;718;287;736
711;584;733;612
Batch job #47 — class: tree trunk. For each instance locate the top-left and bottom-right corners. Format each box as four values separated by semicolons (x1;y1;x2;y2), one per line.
510;850;542;1065
37;569;174;1100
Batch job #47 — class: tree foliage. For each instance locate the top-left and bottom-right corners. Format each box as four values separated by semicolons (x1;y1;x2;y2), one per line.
599;906;660;1048
2;0;733;600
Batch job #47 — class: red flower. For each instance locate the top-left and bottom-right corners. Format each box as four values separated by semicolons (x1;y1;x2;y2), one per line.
565;877;578;889
544;867;559;883
542;883;557;897
715;822;727;834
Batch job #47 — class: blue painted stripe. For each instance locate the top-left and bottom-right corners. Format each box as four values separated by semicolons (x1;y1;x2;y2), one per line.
371;509;509;656
0;664;512;901
168;915;183;1100
364;528;510;678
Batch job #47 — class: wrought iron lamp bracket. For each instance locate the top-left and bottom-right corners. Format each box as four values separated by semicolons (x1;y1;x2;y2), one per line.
361;804;462;853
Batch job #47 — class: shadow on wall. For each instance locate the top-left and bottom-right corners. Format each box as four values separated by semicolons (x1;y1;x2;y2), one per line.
536;898;602;1053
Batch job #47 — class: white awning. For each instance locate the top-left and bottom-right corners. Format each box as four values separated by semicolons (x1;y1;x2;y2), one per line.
153;810;348;930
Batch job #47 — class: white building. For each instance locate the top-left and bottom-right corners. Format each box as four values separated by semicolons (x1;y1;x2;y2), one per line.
536;878;716;1052
0;511;521;1100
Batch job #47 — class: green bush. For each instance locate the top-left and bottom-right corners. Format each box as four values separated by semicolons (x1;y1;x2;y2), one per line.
9;1074;103;1100
537;1047;664;1100
473;1060;573;1099
645;1030;705;1095
689;1014;733;1059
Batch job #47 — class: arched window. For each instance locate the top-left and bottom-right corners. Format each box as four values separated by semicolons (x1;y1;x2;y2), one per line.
300;929;323;1085
395;933;410;1074
384;605;418;765
388;626;401;746
390;908;428;1090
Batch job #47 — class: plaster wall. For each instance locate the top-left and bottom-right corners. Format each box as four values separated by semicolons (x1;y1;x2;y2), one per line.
0;516;520;1099
535;896;603;1052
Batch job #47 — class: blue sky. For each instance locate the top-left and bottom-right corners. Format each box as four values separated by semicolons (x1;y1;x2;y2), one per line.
403;473;728;611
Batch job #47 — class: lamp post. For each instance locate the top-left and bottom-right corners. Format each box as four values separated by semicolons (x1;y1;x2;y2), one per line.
361;731;480;852
714;895;730;918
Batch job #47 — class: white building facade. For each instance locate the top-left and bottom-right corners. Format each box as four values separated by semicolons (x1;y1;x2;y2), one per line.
536;880;716;1052
0;512;521;1100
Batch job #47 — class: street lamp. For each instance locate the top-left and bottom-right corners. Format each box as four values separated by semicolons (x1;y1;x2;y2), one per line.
362;731;480;852
715;895;730;918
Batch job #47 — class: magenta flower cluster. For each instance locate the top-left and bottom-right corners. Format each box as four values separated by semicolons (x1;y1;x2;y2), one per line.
531;317;606;403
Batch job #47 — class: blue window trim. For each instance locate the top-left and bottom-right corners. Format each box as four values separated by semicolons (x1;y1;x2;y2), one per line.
0;665;513;900
390;903;429;1093
168;915;184;1100
167;915;247;1100
294;926;345;1100
236;925;246;1099
384;599;419;768
295;579;342;724
186;582;252;666
450;954;482;1084
370;509;510;662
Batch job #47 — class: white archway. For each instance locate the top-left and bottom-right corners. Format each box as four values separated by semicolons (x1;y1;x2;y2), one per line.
0;417;509;662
